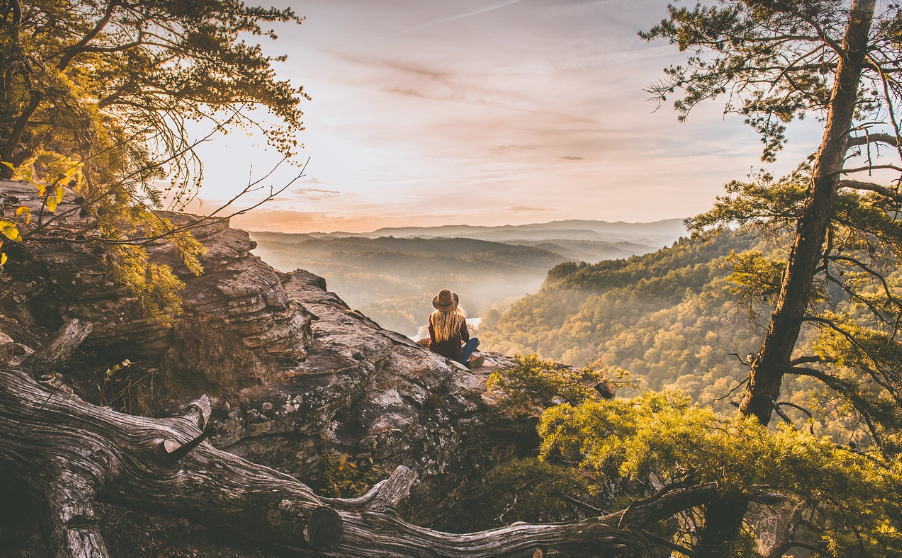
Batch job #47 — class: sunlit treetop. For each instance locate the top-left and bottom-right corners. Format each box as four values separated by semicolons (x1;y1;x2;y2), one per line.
642;0;901;162
0;0;310;321
1;0;309;203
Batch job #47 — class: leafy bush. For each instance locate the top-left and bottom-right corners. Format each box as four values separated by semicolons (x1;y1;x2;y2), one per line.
486;354;632;416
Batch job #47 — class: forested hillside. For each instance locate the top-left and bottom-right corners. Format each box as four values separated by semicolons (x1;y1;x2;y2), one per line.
482;232;747;390
481;232;842;432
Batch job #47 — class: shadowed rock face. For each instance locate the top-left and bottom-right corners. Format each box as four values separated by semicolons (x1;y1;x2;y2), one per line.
1;180;314;391
215;269;536;526
0;179;536;527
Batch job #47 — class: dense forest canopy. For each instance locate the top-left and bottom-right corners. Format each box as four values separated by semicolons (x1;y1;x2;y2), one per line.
482;229;877;442
485;233;755;385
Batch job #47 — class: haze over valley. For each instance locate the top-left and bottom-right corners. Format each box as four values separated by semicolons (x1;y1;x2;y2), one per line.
250;218;686;336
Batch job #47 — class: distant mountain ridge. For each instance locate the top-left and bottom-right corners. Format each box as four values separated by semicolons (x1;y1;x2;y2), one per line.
366;218;686;244
248;218;687;245
247;234;569;336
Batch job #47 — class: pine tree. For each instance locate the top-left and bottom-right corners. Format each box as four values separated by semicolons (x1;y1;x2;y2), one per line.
644;1;902;555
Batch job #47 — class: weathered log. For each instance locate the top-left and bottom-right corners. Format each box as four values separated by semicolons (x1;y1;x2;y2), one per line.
0;367;342;557
0;367;661;557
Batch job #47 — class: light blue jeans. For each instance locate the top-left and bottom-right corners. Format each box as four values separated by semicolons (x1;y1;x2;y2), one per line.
459;337;480;364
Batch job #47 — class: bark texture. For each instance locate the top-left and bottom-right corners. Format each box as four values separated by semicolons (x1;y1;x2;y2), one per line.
1;366;341;555
714;3;878;558
740;0;877;425
0;362;660;558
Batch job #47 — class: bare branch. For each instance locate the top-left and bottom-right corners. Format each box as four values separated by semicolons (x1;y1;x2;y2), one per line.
57;1;118;70
801;318;898;399
559;492;604;514
763;502;808;558
823;274;895;329
775;401;815;434
867;54;902;165
789;356;823;366
18;319;93;375
707;370;750;406
770;397;795;427
835;164;902;175
786;366;887;448
837;179;902;202
320;466;419;513
787;8;846;58
9;0;21;26
824;255;902;312
0;93;41;170
846;132;901;148
160;428;211;462
637;529;696;557
616;476;710;529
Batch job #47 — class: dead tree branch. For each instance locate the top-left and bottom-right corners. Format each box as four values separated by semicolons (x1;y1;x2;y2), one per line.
17;318;92;375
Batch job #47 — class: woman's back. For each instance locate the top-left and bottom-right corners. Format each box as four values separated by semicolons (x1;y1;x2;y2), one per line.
428;309;468;360
427;288;482;367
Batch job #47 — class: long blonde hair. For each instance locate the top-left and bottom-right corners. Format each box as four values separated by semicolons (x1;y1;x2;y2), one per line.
430;307;466;342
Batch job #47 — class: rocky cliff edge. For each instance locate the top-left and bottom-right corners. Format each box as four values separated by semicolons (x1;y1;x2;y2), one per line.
0;179;535;529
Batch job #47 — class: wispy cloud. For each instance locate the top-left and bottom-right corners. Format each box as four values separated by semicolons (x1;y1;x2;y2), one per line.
291;187;340;196
540;0;623;17
391;0;524;36
328;52;453;82
506;205;559;213
194;0;816;231
491;144;540;153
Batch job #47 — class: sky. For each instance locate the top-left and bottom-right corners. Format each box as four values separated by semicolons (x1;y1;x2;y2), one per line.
191;0;828;233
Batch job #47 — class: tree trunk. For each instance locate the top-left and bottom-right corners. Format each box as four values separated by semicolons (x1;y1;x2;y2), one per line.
741;0;876;425
0;322;665;558
695;497;748;558
701;2;878;557
0;94;40;179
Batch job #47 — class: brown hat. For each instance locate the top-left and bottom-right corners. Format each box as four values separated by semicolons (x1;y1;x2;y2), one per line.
432;288;459;311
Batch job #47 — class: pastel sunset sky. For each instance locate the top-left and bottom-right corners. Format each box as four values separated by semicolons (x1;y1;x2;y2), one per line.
193;0;827;233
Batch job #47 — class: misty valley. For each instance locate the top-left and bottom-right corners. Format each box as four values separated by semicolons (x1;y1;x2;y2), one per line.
251;223;866;444
249;218;685;336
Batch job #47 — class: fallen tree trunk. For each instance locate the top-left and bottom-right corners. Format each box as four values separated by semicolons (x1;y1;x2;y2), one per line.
0;321;666;557
1;365;342;556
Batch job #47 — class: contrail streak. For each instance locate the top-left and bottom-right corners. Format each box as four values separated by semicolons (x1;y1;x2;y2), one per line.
392;0;524;36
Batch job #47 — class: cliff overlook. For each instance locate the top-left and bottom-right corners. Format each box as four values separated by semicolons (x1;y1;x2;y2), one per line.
0;179;544;554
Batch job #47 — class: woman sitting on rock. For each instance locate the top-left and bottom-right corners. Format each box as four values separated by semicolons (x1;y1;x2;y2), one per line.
427;288;484;369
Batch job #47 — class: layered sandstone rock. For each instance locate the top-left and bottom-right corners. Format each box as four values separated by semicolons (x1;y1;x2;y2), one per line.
0;179;536;528
1;180;313;392
211;269;533;525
